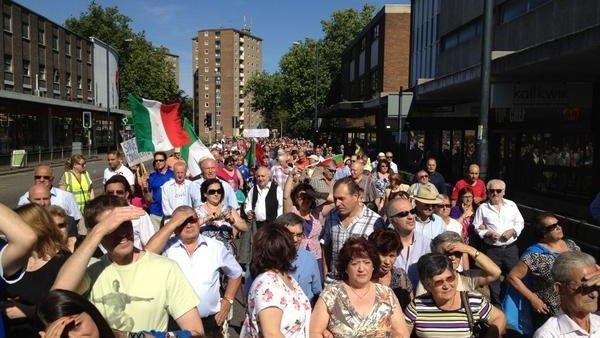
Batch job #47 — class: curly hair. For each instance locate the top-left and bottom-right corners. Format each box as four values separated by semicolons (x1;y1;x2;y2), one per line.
336;236;381;281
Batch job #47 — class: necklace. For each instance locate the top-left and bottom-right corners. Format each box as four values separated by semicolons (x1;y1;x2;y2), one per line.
347;282;371;299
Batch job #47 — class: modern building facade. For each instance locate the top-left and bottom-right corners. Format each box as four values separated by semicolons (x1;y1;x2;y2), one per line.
319;4;411;150
192;28;262;140
164;50;180;89
407;0;600;220
90;37;119;110
0;0;127;158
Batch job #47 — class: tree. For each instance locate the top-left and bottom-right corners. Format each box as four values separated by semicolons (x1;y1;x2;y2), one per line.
65;2;180;108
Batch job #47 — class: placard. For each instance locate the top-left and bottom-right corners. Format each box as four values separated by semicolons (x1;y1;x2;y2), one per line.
120;138;153;166
242;129;270;138
11;150;26;168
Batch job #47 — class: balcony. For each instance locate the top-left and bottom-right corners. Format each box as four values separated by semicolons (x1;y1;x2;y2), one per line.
240;80;245;86
239;53;244;60
240;37;245;43
240;72;244;78
239;46;244;52
239;63;244;69
239;98;244;104
240;107;244;112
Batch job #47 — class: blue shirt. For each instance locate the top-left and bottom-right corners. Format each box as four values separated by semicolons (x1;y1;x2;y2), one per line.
414;213;446;240
334;165;351;180
244;249;322;302
148;169;174;216
237;164;250;181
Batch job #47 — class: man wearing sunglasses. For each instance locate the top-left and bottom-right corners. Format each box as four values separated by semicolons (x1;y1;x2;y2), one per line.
18;164;82;224
143;152;175;230
534;251;599;337
145;206;242;337
474;178;524;306
387;198;431;288
407;170;437;198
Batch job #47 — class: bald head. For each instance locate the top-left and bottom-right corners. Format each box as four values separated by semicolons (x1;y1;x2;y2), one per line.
34;164;54;188
200;158;217;179
29;183;51;206
387;198;415;234
468;164;480;183
350;162;364;180
255;166;271;188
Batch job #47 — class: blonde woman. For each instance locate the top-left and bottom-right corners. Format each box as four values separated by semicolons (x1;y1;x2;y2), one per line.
59;154;94;212
46;205;76;252
4;204;70;337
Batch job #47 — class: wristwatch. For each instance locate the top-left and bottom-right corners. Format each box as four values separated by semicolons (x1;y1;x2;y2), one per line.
222;297;234;305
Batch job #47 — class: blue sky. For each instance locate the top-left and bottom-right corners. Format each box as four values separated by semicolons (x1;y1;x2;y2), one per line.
17;0;409;96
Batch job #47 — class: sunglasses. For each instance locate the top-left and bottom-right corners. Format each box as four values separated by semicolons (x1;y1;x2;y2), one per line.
433;274;456;288
437;204;452;209
106;189;125;196
391;208;417;218
489;189;503;194
35;175;51;180
207;188;224;195
418;175;429;179
386;156;393;159
563;281;598;295
544;222;561;233
154;159;166;163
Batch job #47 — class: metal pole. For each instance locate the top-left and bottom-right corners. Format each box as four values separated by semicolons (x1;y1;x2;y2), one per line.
214;75;218;144
106;46;111;151
477;0;493;180
314;43;319;133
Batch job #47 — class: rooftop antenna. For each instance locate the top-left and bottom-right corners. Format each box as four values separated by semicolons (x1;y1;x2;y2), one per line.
242;15;251;33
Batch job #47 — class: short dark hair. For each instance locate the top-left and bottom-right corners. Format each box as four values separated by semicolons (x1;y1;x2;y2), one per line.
84;195;129;229
250;224;296;278
153;151;167;160
417;253;454;289
38;289;115;338
333;176;361;195
368;229;402;256
274;213;304;227
336;236;381;281
200;178;224;203
376;159;390;173
224;156;235;165
104;175;132;196
532;212;559;241
290;183;317;209
107;150;121;158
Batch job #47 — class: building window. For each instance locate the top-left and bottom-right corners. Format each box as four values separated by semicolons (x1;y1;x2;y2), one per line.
66;72;71;86
38;28;45;45
500;0;551;24
39;64;46;80
52;35;59;51
204;58;208;64
77;76;82;89
204;40;208;46
65;41;71;56
87;49;91;63
53;69;59;83
4;55;12;73
3;13;11;32
204;84;209;90
23;60;30;76
204;102;209;107
205;94;209;99
204;76;209;82
371;68;379;94
358;51;365;76
204;49;208;55
440;19;482;51
373;24;380;39
76;45;82;59
87;78;92;91
204;67;209;73
22;22;29;39
204;31;209;37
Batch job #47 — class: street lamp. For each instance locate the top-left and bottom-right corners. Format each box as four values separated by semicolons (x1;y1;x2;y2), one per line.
293;40;319;133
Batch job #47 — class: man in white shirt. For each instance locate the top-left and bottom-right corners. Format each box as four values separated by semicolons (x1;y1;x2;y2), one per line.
145;206;242;337
385;151;398;173
474;178;524;306
189;158;239;210
161;162;193;218
18;164;82;222
534;251;600;338
103;150;135;192
244;166;283;227
104;175;156;250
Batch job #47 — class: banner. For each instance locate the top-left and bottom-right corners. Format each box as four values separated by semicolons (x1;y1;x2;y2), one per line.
120;137;154;166
242;129;270;138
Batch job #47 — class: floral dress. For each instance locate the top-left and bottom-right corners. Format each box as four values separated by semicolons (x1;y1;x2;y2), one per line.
196;206;234;253
320;281;400;338
241;270;311;338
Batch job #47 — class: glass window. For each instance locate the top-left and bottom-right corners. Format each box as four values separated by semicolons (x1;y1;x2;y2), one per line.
23;60;30;76
52;35;59;50
501;0;527;23
3;13;11;32
38;28;45;45
77;76;82;89
349;60;355;81
77;45;82;59
66;72;71;86
4;55;12;73
39;64;46;80
370;39;379;69
53;69;59;83
87;78;91;91
22;22;29;39
65;41;71;55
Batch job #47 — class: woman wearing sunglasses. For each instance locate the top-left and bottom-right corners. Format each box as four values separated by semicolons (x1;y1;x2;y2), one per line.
405;253;506;337
197;178;247;252
505;212;580;335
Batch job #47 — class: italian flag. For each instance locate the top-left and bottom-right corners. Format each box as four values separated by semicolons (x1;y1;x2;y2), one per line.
181;118;212;177
128;94;190;152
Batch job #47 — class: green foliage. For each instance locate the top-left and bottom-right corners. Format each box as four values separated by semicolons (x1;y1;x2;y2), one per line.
65;1;180;108
246;4;375;137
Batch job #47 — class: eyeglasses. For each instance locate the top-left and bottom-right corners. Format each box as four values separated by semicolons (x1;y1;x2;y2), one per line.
207;188;224;195
391;208;417;218
418;174;429;179
154;159;166;163
437;204;452;209
327;168;336;173
35;175;51;180
386;156;393;159
432;274;456;288
106;189;125;196
462;195;474;199
544;222;561;233
489;189;503;194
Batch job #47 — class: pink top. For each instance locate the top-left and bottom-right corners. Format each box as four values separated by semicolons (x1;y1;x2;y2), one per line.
292;205;324;260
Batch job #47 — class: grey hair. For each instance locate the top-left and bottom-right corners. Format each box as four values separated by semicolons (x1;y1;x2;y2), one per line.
417;253;454;289
552;251;596;283
431;231;463;253
486;179;506;190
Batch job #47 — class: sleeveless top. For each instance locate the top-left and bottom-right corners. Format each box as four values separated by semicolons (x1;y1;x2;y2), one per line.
62;170;92;212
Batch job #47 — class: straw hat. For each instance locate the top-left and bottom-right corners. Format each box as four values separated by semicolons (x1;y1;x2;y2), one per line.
413;184;442;204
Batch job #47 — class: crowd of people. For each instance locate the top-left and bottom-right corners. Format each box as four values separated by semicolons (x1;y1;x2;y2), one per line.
0;136;599;338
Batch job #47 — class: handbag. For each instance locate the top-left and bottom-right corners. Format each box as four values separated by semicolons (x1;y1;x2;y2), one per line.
460;291;490;338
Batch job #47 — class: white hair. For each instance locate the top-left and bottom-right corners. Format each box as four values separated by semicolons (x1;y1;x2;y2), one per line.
552;251;596;283
486;179;506;190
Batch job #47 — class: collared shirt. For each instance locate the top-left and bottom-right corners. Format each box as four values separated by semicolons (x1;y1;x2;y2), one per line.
243;182;283;222
147;169;175;217
270;164;290;187
160;179;193;217
473;198;524;246
103;164;135;186
309;175;335;205
392;230;431;288
389;161;398;173
322;205;385;275
356;175;378;203
189;177;239;210
132;211;156;250
534;312;600;338
414;213;447;240
163;235;242;318
18;187;82;220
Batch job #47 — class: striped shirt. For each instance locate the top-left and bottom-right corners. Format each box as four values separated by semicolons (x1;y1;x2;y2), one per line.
321;205;384;276
404;291;492;337
160;178;193;217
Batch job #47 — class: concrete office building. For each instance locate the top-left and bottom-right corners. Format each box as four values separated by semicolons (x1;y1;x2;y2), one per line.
0;0;127;158
165;50;180;89
192;28;262;140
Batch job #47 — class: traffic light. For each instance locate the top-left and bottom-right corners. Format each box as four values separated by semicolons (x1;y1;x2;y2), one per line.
82;111;92;129
204;113;212;127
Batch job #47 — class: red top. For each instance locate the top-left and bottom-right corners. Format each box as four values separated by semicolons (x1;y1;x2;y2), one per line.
451;179;487;201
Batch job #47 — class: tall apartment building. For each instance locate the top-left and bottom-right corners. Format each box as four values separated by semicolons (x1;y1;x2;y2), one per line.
193;28;262;139
164;50;180;89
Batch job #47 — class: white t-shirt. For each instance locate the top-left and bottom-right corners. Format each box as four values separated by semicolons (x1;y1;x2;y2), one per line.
103;165;135;186
444;218;463;235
